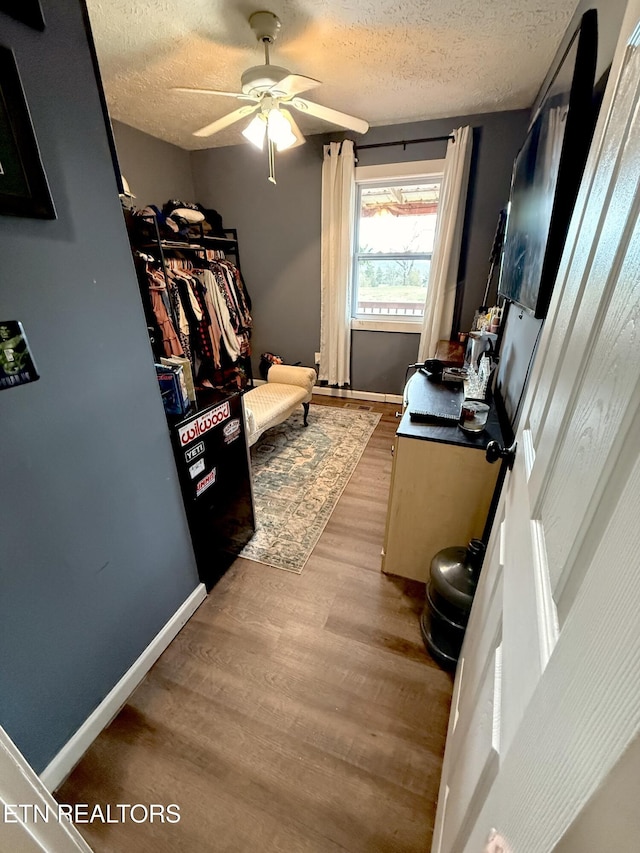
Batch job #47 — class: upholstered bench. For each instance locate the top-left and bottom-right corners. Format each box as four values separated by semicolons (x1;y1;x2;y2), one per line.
243;364;316;447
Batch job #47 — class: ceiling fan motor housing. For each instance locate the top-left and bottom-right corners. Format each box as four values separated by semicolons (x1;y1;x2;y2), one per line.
248;11;282;44
241;65;290;96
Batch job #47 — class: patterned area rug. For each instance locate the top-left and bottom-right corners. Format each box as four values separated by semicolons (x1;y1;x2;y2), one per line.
240;404;381;573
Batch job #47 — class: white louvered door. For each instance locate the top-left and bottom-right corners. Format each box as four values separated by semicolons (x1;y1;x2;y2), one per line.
433;3;640;850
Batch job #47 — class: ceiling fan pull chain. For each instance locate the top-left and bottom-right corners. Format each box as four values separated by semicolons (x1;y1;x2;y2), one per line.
268;139;277;184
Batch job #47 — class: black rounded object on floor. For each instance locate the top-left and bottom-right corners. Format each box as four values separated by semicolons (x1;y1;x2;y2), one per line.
421;538;485;669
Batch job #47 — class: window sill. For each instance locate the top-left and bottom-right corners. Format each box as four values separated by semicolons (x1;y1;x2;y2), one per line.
351;318;423;333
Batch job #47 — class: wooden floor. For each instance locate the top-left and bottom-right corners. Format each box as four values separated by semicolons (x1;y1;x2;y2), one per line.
57;396;453;853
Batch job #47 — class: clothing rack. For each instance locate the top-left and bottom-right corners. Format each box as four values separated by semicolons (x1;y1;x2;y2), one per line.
127;211;254;394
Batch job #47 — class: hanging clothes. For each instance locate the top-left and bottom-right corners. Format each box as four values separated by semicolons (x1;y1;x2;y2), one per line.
146;268;182;357
192;269;241;362
209;264;250;356
138;236;253;393
165;271;192;362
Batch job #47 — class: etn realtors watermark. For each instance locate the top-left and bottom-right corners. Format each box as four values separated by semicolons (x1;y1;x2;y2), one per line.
3;803;180;824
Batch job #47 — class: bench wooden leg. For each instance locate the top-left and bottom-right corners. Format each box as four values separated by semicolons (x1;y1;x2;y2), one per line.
303;402;309;427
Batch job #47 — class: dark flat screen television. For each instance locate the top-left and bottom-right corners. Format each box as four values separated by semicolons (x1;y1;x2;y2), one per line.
498;10;598;318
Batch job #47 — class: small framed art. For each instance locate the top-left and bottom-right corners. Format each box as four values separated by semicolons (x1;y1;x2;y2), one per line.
0;0;45;31
0;44;56;219
0;321;40;390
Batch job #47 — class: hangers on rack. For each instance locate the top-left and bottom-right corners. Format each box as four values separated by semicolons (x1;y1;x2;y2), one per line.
164;256;193;271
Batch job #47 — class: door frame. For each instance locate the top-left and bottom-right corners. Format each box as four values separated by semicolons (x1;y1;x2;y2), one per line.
0;726;93;852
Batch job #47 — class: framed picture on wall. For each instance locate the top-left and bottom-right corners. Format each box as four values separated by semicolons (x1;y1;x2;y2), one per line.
0;0;45;31
0;45;56;219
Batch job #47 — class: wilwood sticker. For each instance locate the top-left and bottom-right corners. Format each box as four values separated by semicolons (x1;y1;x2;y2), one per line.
189;458;206;479
196;467;216;496
185;442;205;462
178;402;230;447
223;418;241;444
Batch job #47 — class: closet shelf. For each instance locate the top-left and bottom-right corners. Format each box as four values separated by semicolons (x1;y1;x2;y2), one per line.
141;239;237;251
188;235;237;246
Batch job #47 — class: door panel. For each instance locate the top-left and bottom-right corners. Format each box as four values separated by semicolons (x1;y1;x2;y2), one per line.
453;506;504;734
541;218;640;591
500;443;557;755
434;8;640;852
440;647;502;853
454;567;502;739
556;413;640;622
432;498;504;853
465;425;640;853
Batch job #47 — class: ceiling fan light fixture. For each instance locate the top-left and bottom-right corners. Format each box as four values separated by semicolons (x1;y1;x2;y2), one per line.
266;108;296;151
242;113;267;149
183;10;367;182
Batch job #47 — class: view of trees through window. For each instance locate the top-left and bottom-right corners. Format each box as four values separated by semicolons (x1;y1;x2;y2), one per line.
354;179;441;318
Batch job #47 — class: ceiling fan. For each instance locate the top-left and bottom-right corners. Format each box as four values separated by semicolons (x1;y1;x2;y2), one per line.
173;11;369;182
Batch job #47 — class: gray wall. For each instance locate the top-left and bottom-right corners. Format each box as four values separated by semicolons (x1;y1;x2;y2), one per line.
112;119;195;207
191;133;326;379
0;0;199;772
190;110;528;394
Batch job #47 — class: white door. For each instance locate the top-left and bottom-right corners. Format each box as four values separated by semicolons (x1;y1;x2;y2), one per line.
433;3;640;850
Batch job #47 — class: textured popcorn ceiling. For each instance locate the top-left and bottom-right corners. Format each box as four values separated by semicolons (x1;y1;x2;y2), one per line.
86;0;578;151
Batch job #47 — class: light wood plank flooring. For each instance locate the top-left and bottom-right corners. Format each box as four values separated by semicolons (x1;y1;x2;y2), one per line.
57;396;453;852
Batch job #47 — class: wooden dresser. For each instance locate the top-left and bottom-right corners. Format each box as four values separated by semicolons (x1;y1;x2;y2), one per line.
381;372;504;583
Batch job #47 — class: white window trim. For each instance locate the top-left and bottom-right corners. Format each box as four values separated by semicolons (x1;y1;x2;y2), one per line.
351;159;445;333
351;317;423;333
355;159;446;182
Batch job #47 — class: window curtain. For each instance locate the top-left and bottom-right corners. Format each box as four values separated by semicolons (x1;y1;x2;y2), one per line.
319;140;356;386
417;126;473;362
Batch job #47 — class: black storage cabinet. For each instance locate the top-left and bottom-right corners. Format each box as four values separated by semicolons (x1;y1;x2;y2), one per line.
171;393;255;589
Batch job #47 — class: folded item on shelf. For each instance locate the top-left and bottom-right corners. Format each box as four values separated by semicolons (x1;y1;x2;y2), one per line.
161;355;196;402
155;363;190;416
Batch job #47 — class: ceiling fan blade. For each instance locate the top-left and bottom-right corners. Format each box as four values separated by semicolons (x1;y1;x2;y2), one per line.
193;104;259;138
290;98;369;134
273;74;321;98
280;108;306;149
172;87;258;102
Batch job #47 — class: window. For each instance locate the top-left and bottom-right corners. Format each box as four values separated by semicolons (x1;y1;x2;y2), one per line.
351;161;444;332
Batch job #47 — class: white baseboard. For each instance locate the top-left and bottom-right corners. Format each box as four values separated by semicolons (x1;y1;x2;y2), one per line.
252;378;402;405
312;386;403;405
40;583;207;793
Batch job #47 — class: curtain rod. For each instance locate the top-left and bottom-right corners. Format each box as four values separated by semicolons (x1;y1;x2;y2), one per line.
355;134;453;152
